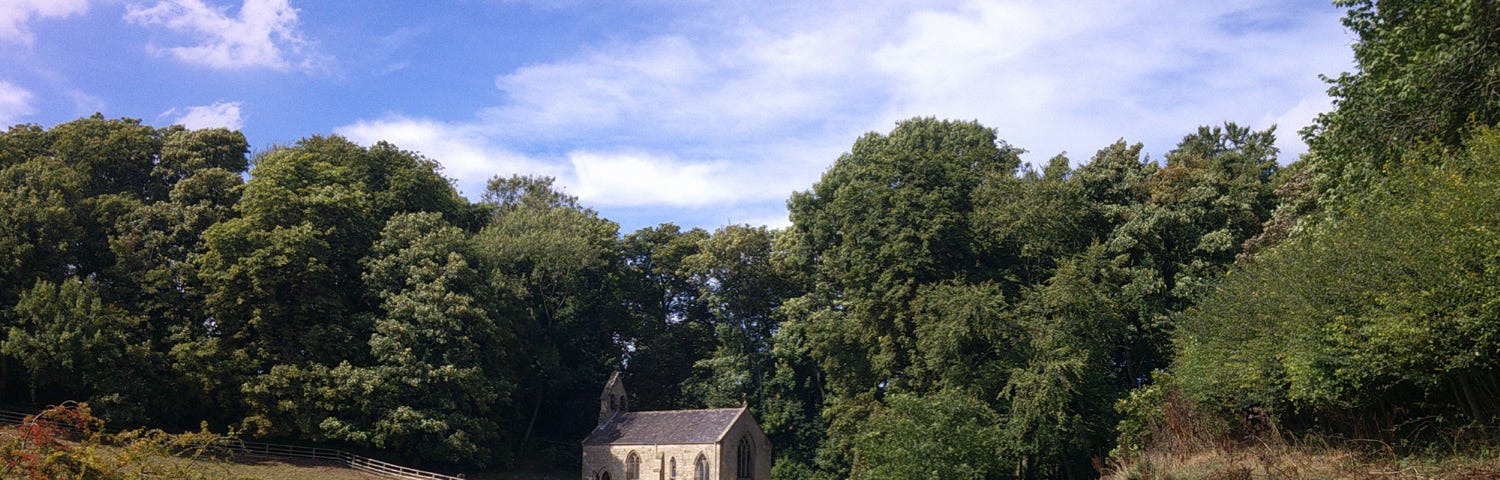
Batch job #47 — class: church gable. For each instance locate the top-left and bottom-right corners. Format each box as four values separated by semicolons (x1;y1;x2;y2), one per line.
582;374;772;480
716;412;770;480
599;372;628;424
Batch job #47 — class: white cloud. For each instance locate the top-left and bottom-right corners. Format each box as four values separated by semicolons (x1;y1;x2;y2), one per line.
568;151;739;207
0;0;89;46
335;115;566;198
489;37;709;134
480;20;884;147
1263;94;1333;162
125;0;322;71
865;1;1351;162
0;81;36;126
66;89;106;116
172;101;243;129
339;0;1354;229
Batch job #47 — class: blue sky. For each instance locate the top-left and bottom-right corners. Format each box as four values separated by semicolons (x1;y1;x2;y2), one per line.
0;0;1353;232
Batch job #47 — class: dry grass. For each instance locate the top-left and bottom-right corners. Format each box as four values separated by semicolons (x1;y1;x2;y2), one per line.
465;470;573;480
1105;442;1500;480
1105;386;1500;479
199;455;385;480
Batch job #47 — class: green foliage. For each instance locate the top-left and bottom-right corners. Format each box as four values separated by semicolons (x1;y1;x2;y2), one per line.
2;280;151;417
971;154;1096;286
683;225;797;409
0;157;85;308
157;126;250;180
776;118;1278;478
243;212;512;466
195;136;463;411
0;403;249;480
1306;0;1500;202
1000;246;1131;476
1109;372;1223;462
484;174;580;211
352;212;508;464
908;281;1018;396
0;116;250;427
1111;373;1171;461
472;176;626;461
1176;127;1500;424
27;38;1500;474
619;224;714;410
787;117;1022;397
850;390;1008;480
46;114;165;200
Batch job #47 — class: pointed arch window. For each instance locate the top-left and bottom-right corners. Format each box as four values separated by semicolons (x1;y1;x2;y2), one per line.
737;435;753;479
626;451;641;480
694;454;709;480
670;457;677;478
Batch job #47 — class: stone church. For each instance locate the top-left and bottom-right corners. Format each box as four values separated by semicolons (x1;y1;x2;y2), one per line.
582;373;771;480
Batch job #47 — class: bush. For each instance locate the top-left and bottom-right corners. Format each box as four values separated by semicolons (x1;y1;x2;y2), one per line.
0;402;243;479
1174;127;1500;434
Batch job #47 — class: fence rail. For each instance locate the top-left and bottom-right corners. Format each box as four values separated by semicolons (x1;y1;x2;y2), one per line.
0;407;465;480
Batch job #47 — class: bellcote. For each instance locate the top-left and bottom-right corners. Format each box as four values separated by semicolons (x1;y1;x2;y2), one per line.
598;371;627;424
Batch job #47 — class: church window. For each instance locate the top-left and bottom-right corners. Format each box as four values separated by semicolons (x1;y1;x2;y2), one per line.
670;457;677;478
737;435;753;479
626;452;640;480
694;454;708;480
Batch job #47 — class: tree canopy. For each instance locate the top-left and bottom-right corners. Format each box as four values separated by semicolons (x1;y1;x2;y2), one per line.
2;2;1498;477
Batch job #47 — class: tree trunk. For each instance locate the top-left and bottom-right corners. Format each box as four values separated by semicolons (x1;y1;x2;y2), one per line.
1458;374;1484;421
520;385;545;452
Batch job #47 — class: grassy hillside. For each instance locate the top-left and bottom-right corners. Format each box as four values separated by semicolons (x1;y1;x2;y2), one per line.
1106;443;1500;480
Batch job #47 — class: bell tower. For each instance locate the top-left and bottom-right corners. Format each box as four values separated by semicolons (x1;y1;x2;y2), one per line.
598;371;628;424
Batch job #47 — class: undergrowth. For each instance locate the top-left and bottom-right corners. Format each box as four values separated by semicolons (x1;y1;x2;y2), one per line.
1105;375;1500;479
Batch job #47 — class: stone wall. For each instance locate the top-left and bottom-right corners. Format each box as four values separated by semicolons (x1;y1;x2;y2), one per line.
583;443;721;480
717;412;772;480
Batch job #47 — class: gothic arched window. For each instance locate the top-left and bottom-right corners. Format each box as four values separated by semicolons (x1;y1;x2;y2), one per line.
626;452;641;480
737;435;753;479
670;457;677;478
695;454;709;480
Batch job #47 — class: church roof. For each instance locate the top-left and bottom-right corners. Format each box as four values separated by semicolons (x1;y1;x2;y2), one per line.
583;407;745;446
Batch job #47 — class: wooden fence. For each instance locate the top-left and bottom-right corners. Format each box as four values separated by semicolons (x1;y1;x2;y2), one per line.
0;407;465;480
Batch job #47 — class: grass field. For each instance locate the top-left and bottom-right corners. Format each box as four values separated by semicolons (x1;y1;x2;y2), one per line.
1104;443;1500;479
188;454;572;480
194;455;384;480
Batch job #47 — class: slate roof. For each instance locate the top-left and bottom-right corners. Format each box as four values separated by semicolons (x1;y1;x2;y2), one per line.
583;408;745;445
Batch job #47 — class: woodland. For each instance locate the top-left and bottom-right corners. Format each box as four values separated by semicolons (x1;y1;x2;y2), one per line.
0;0;1497;478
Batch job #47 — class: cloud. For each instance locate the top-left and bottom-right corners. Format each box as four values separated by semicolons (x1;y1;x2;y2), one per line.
0;81;36;126
480;22;885;148
335;115;566;198
171;101;243;129
125;0;323;71
0;0;89;46
568;151;741;207
66;89;106;117
1263;93;1333;162
865;1;1351;162
339;0;1353;230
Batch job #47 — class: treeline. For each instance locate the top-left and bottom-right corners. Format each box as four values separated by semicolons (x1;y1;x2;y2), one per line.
1155;0;1500;448
0;118;788;468
1;0;1498;478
